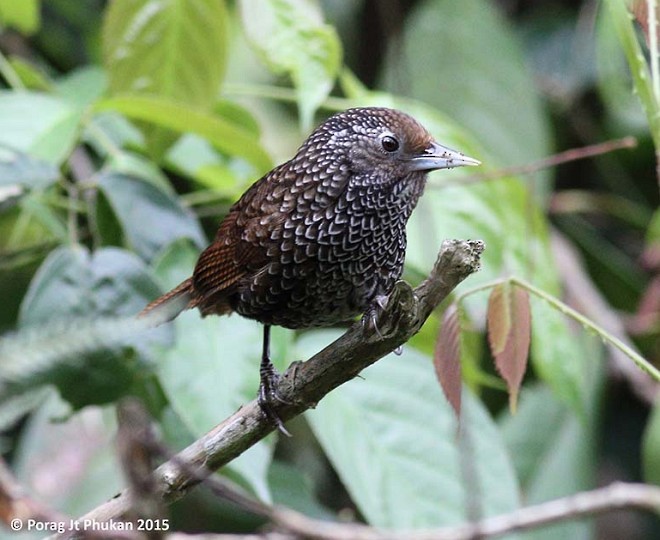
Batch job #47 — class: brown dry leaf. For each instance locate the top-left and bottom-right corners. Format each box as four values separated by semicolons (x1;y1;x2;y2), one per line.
487;282;512;356
434;303;462;416
489;285;532;413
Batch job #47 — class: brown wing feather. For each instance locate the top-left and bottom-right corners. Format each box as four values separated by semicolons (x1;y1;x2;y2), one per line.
190;210;244;315
190;157;340;316
190;165;289;315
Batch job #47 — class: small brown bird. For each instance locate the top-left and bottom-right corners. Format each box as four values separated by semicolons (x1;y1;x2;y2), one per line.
141;107;480;433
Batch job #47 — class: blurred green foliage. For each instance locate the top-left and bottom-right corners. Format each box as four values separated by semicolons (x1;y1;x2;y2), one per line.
0;1;658;539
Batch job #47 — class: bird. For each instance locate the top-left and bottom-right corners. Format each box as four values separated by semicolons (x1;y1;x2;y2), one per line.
140;107;480;434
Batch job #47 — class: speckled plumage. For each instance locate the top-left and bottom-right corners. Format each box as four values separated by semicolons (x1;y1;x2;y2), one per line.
190;108;432;328
142;107;478;330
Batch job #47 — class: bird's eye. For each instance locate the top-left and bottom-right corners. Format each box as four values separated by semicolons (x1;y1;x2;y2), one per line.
381;135;400;153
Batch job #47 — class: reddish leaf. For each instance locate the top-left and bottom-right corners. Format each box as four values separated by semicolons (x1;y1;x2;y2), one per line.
488;285;531;412
487;283;512;356
434;303;462;416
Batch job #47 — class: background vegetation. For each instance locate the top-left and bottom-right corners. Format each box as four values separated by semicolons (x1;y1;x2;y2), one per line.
0;0;659;539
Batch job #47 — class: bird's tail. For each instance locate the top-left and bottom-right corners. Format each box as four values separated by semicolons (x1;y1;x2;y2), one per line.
138;277;194;327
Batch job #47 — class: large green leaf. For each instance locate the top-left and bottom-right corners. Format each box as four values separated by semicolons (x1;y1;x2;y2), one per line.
239;0;342;130
381;0;551;182
96;95;272;173
0;0;40;34
98;172;206;262
0;91;82;165
102;0;229;156
20;246;161;324
301;330;520;529
151;240;293;502
15;245;168;408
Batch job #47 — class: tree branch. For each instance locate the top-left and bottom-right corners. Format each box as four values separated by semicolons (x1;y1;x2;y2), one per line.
234;482;660;540
433;136;637;188
76;239;485;525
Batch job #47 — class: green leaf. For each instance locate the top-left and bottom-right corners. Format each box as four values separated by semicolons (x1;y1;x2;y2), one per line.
0;0;40;34
239;0;342;130
596;7;647;135
643;397;660;486
166;134;246;197
0;145;59;190
151;240;293;502
97;172;206;262
301;330;520;528
55;66;108;109
20;246;161;324
269;461;335;520
381;0;551;184
15;245;168;408
528;298;587;418
102;0;229;156
96;95;272;173
108;151;175;194
0;91;82;165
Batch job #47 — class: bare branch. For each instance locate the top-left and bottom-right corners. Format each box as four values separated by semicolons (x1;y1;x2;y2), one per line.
75;239;485;525
433;136;637;188
269;482;660;540
164;483;660;540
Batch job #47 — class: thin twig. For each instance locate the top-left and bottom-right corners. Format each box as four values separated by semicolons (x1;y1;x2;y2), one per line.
264;482;660;540
432;136;637;188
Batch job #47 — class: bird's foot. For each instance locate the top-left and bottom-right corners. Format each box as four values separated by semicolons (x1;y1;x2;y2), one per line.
362;282;418;341
258;364;292;437
363;294;389;339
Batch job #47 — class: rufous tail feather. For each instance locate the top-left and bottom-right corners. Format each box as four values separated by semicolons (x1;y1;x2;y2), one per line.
138;277;194;326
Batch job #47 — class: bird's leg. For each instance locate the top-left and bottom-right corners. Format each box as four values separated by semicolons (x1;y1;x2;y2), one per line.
258;324;291;437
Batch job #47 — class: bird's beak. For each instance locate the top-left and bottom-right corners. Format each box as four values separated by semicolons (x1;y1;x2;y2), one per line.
407;141;481;171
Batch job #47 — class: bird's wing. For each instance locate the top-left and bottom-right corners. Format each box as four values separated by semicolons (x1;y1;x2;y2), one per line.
190;165;291;314
191;155;351;315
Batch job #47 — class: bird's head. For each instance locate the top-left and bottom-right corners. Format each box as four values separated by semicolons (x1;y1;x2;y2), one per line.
298;107;480;187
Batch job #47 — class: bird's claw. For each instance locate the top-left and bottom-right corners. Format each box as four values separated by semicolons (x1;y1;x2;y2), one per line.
258;367;292;437
363;294;390;339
